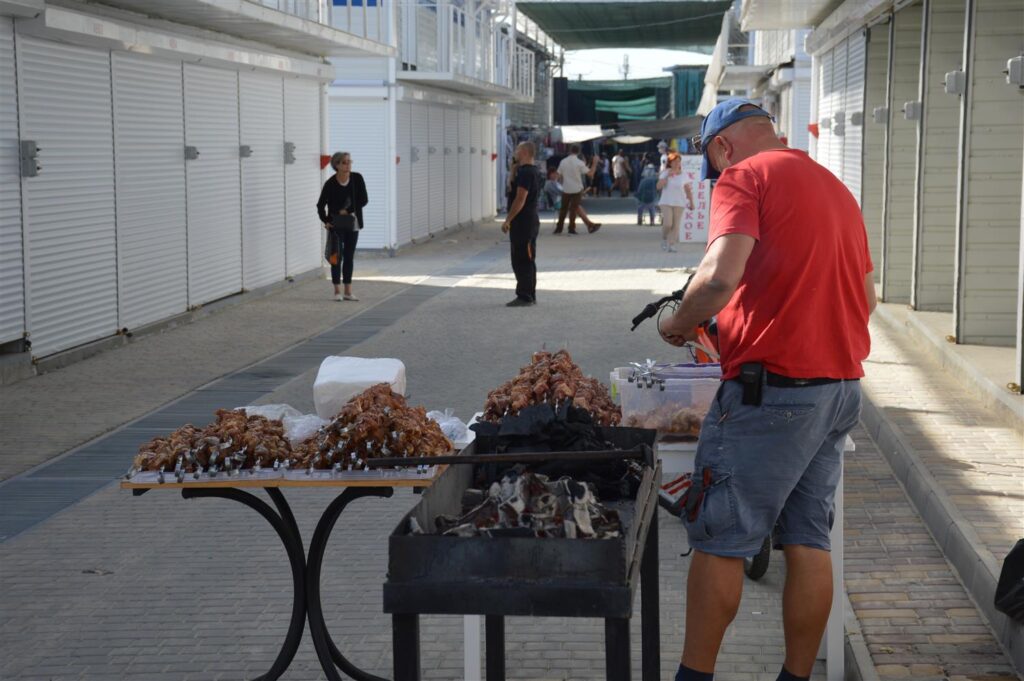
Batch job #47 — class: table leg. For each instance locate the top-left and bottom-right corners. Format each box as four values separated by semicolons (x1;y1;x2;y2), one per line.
640;510;660;681
485;615;505;681
180;488;306;681
605;618;631;681
393;613;420;681
306;486;394;681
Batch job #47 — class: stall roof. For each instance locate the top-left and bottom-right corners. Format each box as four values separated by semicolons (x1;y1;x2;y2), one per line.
514;0;733;50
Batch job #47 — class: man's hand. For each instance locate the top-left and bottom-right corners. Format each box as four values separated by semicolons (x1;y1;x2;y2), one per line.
501;221;511;234
322;222;330;230
658;316;699;346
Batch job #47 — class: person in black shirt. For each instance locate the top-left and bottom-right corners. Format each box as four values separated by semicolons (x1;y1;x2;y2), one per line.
501;141;542;307
316;152;368;301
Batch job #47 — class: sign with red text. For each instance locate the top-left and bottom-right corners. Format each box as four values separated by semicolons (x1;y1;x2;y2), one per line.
679;155;710;244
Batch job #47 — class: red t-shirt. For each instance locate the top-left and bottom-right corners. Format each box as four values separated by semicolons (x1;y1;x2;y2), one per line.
708;149;872;380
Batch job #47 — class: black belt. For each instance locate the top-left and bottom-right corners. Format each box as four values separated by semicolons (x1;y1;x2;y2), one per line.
765;373;858;388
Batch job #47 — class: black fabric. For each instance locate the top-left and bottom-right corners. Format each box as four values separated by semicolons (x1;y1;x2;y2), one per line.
510;236;537;302
316;172;369;230
776;667;809;681
676;664;714;681
995;538;1024;623
511;163;542;229
328;228;359;285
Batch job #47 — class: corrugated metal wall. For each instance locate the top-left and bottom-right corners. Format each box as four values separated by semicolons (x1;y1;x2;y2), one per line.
471;114;483;221
283;78;323;277
843;33;866;206
427;105;445;234
16;37;118;357
790;77;811;152
956;0;1024;345
329;97;392;249
410;102;430;241
817;49;835;171
881;3;923;304
396;101;413;246
184;63;243;305
111;52;188;330
458;109;472;224
829;40;847;181
0;18;24;346
240;71;286;290
913;0;964;311
444;108;459;228
862;21;890;276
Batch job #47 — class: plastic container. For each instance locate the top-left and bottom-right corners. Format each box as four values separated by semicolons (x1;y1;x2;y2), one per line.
610;364;721;438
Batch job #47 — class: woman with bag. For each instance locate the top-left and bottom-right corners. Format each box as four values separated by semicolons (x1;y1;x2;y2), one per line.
317;151;368;301
656;152;695;252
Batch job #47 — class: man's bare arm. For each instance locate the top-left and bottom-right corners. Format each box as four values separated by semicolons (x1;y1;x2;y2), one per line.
864;272;877;314
504;186;529;225
659;234;756;339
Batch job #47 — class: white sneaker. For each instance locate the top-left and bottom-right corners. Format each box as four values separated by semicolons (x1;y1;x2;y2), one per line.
667;246;678;253
334;293;343;301
343;294;359;301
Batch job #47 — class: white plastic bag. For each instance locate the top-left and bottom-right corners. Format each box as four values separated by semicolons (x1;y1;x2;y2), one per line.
282;414;330;446
427;409;470;445
313;356;407;419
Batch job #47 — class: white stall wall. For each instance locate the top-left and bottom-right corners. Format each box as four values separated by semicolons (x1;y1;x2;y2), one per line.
817;49;835;172
427;105;445;234
458;109;472;225
112;52;188;330
913;0;964;311
444;107;459;228
284;78;323;276
863;21;889;276
882;4;923;304
240;71;286;290
329;97;391;249
829;40;847;181
471;115;483;220
410;102;430;241
396;100;413;246
17;37;118;357
0;17;24;345
184;63;243;305
842;33;866;206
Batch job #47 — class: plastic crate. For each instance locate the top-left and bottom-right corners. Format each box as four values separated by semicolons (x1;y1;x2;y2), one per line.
610;364;721;438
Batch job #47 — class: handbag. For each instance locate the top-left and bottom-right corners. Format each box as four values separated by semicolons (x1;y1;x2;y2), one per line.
331;196;357;232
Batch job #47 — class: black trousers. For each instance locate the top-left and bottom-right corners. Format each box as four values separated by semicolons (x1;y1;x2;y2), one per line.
510;226;538;302
329;228;359;285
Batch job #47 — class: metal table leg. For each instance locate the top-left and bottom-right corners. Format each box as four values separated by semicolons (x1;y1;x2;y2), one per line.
605;618;631;681
181;487;307;681
640;510;660;681
485;615;505;681
392;613;420;681
306;486;394;681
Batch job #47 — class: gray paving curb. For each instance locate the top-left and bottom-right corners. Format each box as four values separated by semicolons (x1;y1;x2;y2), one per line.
859;386;1024;675
844;589;880;681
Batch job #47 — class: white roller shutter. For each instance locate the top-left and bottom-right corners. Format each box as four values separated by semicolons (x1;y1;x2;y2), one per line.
17;37;117;357
410;102;430;240
112;52;188;331
471;115;483;220
240;71;286;289
427;105;445;234
329;97;389;249
458;109;471;224
817;50;834;170
830;39;847;181
444;107;459;228
484;116;497;217
396;101;413;246
184;63;242;305
284;78;322;276
0;18;24;345
862;21;890;274
842;33;866;205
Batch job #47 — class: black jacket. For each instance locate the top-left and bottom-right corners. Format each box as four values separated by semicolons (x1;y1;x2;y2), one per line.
317;172;369;229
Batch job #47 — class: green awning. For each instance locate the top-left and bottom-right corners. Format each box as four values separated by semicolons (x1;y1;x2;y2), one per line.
594;95;658;118
515;1;732;50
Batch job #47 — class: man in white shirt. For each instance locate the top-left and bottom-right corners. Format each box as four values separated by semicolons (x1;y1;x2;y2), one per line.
658;140;669;172
612;150;631;197
555;145;602;235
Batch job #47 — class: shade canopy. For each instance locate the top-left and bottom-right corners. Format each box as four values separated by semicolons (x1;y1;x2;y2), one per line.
515;0;732;50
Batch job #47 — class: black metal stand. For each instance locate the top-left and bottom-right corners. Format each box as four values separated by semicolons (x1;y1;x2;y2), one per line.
176;485;395;681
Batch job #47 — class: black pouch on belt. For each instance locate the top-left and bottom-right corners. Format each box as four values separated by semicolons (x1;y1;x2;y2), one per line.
739;362;764;406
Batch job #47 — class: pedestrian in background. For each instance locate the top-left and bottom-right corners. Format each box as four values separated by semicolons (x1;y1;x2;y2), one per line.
658;140;670;172
554;144;602;235
635;160;660;225
501;142;543;307
612;149;631;197
317;151;367;301
541;167;562;212
657;152;695;252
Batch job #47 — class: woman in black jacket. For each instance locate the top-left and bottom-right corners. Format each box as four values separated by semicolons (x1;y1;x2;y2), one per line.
317;152;368;301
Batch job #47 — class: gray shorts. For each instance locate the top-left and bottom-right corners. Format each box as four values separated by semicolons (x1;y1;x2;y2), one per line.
683;378;861;557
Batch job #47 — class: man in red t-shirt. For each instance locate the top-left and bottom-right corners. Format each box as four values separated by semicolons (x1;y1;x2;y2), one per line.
658;99;876;681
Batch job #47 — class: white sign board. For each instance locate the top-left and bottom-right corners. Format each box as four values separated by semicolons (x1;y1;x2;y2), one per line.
679;155;711;244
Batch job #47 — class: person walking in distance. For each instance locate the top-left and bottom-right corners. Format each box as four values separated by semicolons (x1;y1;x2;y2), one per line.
657;152;695;252
501;142;543;307
612;148;631;197
657;98;877;681
317;151;368;301
554;144;602;235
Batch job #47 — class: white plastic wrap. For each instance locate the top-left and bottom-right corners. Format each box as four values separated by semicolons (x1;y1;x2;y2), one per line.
282;414;330;445
426;409;470;445
312;356;407;419
237;404;303;421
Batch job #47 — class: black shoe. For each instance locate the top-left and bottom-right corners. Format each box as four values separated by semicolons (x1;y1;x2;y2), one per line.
588;223;602;234
506;298;535;307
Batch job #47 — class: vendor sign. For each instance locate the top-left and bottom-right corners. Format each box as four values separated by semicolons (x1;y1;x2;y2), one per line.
679;155;710;244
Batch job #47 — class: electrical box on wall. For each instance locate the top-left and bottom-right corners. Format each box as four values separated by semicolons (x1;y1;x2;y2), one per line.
944;70;966;95
872;107;888;125
1007;56;1023;87
903;101;923;120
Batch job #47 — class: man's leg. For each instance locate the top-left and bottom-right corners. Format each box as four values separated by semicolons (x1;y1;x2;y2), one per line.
555;193;571;233
567;192;582;233
681;551;745;672
782;546;833;676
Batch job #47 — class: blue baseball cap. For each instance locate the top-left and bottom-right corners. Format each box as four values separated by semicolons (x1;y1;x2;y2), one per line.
698;98;772;181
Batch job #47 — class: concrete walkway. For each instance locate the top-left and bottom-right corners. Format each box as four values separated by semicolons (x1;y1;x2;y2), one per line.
0;198;1018;680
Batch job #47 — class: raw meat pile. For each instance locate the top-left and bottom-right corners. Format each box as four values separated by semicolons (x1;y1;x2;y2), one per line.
432;468;622;539
624;405;704;437
296;383;452;471
482;350;621;427
128;409;294;479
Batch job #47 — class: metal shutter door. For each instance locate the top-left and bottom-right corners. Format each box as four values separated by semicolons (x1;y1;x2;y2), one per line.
471;115;483;220
17;37;117;357
0;18;24;345
427;105;445;234
240;71;286;289
458;109;471;224
329;98;389;249
396;101;413;246
842;33;866;205
184;63;242;305
862;21;890;274
284;78;322;276
484;116;497;216
817;50;833;170
112;53;188;331
444;107;459;228
830;39;847;181
410;102;430;240
791;77;812;152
